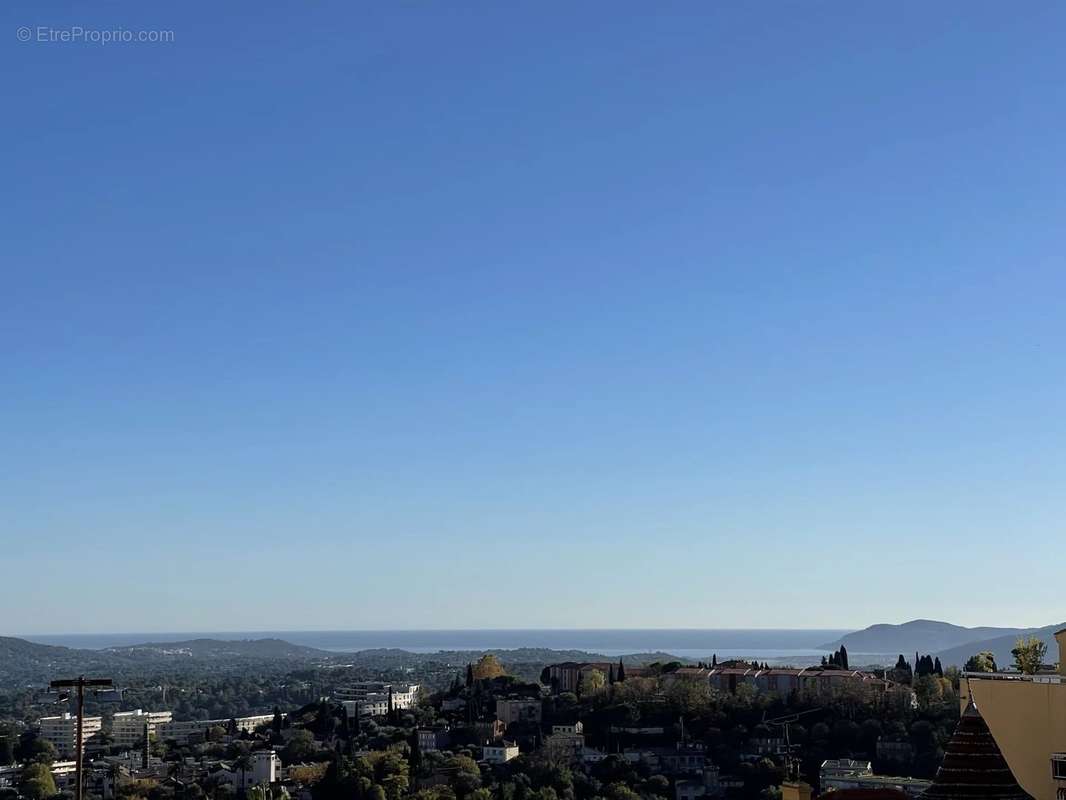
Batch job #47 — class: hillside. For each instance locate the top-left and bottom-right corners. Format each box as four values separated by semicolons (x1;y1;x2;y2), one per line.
934;623;1065;668
0;636;130;683
819;620;1024;654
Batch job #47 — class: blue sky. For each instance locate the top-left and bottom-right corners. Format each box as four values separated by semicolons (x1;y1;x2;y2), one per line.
3;2;1065;634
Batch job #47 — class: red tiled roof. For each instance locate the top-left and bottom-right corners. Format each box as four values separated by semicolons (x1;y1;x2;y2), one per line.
919;700;1033;800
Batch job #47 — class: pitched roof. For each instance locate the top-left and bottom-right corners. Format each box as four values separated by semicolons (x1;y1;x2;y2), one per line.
919;700;1033;800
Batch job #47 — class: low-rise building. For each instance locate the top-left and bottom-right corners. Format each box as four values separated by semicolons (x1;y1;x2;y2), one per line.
708;667;891;696
481;740;520;764
820;760;929;798
545;723;585;760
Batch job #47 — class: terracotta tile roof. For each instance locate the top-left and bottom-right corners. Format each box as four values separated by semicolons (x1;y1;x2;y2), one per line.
919;700;1034;800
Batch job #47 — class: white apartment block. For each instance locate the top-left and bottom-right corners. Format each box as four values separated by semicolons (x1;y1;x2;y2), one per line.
111;710;173;749
334;683;419;709
335;683;419;717
39;713;103;759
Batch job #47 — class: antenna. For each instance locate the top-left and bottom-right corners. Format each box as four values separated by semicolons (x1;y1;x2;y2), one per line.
763;707;822;781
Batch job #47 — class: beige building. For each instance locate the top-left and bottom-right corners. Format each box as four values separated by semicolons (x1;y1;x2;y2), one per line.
111;710;173;749
496;699;542;725
960;628;1066;800
38;713;103;758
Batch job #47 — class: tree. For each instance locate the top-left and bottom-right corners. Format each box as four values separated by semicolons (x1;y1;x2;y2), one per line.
26;739;57;766
471;654;506;680
617;660;626;682
933;657;943;677
586;669;606;693
964;651;997;673
466;664;474;687
280;729;317;765
1012;636;1047;675
272;707;284;734
839;645;849;670
20;763;57;800
233;752;253;795
0;737;14;767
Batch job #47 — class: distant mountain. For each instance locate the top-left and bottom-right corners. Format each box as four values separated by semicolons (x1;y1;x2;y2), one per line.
934;622;1065;668
819;620;1025;654
104;637;330;659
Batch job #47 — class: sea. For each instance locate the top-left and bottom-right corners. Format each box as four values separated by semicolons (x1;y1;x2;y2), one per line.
17;629;895;665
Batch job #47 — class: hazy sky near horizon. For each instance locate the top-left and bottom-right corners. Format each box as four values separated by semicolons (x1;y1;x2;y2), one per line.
3;2;1066;635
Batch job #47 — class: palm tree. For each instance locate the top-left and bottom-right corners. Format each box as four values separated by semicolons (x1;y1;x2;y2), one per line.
233;753;253;797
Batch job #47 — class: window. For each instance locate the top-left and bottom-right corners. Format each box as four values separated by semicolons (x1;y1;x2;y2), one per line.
1052;756;1066;781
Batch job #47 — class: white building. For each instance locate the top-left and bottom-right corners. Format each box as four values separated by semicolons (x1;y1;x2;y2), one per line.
481;741;520;764
111;710;173;749
334;683;419;715
219;750;279;790
39;713;103;758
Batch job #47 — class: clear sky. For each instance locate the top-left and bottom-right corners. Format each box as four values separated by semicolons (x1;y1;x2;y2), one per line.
3;1;1065;635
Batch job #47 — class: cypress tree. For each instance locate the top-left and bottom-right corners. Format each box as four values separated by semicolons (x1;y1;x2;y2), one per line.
934;657;943;677
608;665;616;684
839;645;849;670
617;659;626;682
712;654;717;667
466;663;474;687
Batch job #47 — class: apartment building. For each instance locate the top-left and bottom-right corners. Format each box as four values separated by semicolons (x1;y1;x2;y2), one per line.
157;715;274;745
496;699;542;725
707;667;891;696
39;713;103;758
417;727;451;753
334;683;419;708
960;628;1066;800
111;710;173;749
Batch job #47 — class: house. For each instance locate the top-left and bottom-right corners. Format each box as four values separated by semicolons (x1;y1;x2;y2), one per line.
481;740;520;764
545;723;585;759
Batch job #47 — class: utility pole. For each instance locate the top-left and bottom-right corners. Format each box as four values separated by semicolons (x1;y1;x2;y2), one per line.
50;676;113;800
